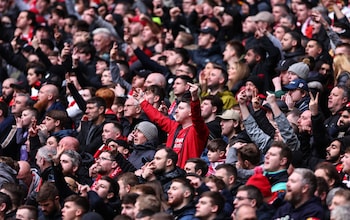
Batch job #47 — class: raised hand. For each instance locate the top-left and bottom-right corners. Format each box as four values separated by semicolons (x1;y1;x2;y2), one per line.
237;88;248;105
309;92;319;116
188;82;199;101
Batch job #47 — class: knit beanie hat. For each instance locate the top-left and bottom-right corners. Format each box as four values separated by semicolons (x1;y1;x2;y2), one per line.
135;121;158;141
287;62;309;80
246;167;272;198
246;75;264;93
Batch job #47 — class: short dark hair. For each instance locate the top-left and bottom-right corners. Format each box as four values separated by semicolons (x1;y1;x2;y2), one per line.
87;96;106;111
271;141;292;168
101;176;119;200
171;48;190;63
64;195;89;214
202;95;223;115
237;185;263;208
163;148;178;167
17;205;38;219
121;193;139;205
185;158;208;177
226;40;245;59
172;177;195;201
286;31;302;48
45;110;68;128
145;85;165;103
205;175;226;190
36;182;59;202
237;143;260;166
117;172;139;188
315;162;341;188
200;191;225;214
0;192;11;213
0;101;8;117
207;138;227;152
215;164;237;179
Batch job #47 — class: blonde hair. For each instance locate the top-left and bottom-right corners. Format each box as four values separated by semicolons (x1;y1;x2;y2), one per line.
227;61;250;90
333;54;350;84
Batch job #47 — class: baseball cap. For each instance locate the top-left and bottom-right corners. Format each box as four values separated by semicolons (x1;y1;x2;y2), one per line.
129;15;147;26
276;59;297;72
251;11;274;25
284;78;309;91
199;27;217;37
217;109;240;121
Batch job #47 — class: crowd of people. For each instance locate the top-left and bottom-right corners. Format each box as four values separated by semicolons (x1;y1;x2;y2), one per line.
1;0;350;219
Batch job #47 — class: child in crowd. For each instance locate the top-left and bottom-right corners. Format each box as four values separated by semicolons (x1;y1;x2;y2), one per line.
207;138;227;176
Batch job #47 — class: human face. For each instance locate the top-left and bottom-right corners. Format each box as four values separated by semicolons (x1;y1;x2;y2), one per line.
195;196;215;218
173;78;188;96
207;68;223;88
101;70;112;86
133;129;148;145
205;181;218;192
12;95;27;115
272;6;284;22
220;119;235;137
245;81;258;97
95;152;115;175
117;180;128;199
93;33;110;53
85;103;101;122
306;40;321;58
175;102;191;123
175;65;192;77
79;89;92;101
38;199;59;216
234;205;257;220
93;179;111;201
21;110;34;127
37;86;51;102
281;33;294;52
95;60;108;75
131;75;145;88
233;190;253;209
61;201;81;220
207;150;221;163
60;154;75;176
215;168;233;186
341;152;350;174
337;110;350;128
280;71;289;86
16;208;33;220
284;172;304;206
244;49;258;66
16;11;29;29
227;63;238;80
296;4;309;23
329;195;347;211
123;98;138;118
167;181;186;208
314;168;333;189
287;71;299;83
297;110;312;133
46;136;58;148
184;162;196;174
151;149;168;174
121;203;136;218
164;50;181;67
102;123;119;143
223;45;236;62
129;22;143;36
201;99;214;120
288;89;304;102
264;146;283;172
318;63;331;76
326;140;342;162
42;116;57;132
242;16;256;34
1;79;14;99
273;26;286;41
328;87;347;114
27;68;41;86
198;33;212;48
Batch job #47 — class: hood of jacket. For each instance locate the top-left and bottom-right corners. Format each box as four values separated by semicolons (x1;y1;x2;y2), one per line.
0;162;17;187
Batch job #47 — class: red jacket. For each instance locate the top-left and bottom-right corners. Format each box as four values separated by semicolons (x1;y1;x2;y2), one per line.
141;99;209;168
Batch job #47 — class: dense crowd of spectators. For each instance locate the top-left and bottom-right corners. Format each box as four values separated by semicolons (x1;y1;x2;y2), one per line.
2;0;350;219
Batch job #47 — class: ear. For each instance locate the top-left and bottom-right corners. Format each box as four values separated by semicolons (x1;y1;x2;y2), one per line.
209;36;215;44
111;161;118;169
211;205;219;213
154;95;160;103
73;165;79;173
291;40;297;47
219;75;225;84
75;208;83;217
280;157;287;167
250;199;257;207
232;120;239;128
243;160;250;169
196;169;203;176
183;189;191;198
135;105;142;114
0;110;3;117
107;192;114;200
98;106;105;115
0;202;6;212
219;150;225;158
125;184;131;193
47;93;53;101
328;178;335;188
166;158;173;167
54;120;61;127
212;106;217;114
301;184;309;195
122;148;129;155
228;175;235;185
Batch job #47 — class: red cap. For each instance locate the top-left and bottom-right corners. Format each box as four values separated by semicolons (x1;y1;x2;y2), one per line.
129;15;147;26
246;167;272;198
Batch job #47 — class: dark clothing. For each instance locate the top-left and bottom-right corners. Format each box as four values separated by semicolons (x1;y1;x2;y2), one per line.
283;47;305;63
166;201;199;220
294;96;310;112
77;120;106;154
38;210;62;220
0;116;20;160
152;167;186;200
206;118;222;140
257;203;275;220
325;112;342;138
273;196;325;220
87;191;120;220
190;43;224;73
128;141;156;169
265;170;288;193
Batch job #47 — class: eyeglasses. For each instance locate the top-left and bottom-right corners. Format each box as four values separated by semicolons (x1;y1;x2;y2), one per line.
96;157;114;162
234;196;253;201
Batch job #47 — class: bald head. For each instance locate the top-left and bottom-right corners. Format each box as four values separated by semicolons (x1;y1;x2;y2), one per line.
144;73;166;89
59;136;80;151
17;161;32;184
